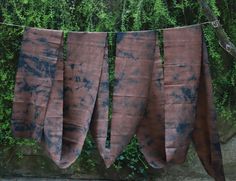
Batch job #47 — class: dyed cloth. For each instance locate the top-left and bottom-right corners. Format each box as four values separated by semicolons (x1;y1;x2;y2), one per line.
91;31;156;167
11;25;225;180
136;26;225;181
11;28;107;168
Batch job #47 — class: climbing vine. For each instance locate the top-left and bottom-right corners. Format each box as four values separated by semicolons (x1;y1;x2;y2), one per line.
0;0;236;179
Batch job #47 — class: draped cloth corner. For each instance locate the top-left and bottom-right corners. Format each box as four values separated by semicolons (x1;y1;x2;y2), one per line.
11;25;225;180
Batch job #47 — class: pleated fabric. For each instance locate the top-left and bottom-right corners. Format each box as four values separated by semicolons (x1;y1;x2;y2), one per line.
11;28;108;168
136;25;225;180
91;31;156;167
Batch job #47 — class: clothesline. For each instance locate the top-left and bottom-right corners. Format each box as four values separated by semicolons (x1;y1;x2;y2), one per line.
0;20;219;33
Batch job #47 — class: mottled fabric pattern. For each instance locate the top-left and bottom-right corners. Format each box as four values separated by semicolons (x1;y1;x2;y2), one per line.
12;28;64;141
163;27;202;163
91;31;156;167
136;34;166;169
136;25;225;181
12;28;108;168
192;41;225;181
11;26;224;180
58;32;107;168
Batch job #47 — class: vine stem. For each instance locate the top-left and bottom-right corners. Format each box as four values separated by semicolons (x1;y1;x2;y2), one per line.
121;0;127;32
198;0;236;59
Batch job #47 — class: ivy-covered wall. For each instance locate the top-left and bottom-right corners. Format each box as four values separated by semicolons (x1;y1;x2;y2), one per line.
0;0;236;180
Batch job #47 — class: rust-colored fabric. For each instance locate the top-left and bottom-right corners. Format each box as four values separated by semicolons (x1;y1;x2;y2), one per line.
91;31;156;167
163;26;202;163
12;26;224;180
44;32;107;168
11;28;64;141
192;41;225;181
136;25;225;180
136;34;166;169
11;28;108;168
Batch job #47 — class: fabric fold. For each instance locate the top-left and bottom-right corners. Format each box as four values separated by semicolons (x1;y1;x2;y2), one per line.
57;32;108;168
136;25;225;180
163;26;202;163
11;28;108;168
192;41;225;181
163;26;224;180
136;35;166;169
11;27;64;141
91;31;156;167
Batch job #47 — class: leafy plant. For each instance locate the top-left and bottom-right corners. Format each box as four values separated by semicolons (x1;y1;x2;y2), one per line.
0;0;236;179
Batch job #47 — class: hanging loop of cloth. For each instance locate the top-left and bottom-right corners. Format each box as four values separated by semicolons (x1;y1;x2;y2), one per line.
11;28;108;168
136;25;225;181
91;31;156;167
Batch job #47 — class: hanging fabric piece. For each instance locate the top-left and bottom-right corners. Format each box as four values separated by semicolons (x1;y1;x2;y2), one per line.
136;35;166;169
11;28;108;168
58;32;107;168
91;31;156;167
11;28;64;141
192;41;225;181
41;31;64;166
163;26;202;163
90;37;109;163
136;25;225;180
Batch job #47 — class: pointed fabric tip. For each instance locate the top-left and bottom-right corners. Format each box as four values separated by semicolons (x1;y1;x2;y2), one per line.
11;28;108;168
11;27;64;142
136;25;225;180
136;32;166;169
91;31;156;167
163;26;203;163
104;158;114;168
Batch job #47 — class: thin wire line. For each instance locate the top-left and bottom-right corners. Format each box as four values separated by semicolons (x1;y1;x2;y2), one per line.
0;22;26;28
0;21;217;33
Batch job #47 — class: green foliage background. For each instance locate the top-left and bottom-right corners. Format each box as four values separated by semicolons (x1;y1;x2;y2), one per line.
0;0;236;179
